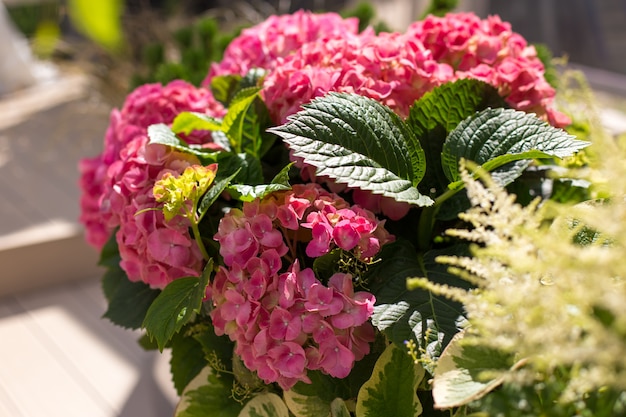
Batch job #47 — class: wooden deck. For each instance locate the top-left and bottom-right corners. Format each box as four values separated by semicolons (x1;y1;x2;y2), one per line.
0;277;176;417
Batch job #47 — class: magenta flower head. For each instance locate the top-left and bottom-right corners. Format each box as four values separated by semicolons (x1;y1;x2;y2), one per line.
209;184;393;389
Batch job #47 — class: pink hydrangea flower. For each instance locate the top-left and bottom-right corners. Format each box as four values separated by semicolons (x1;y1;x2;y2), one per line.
78;80;225;288
406;12;570;126
210;184;392;389
202;10;360;84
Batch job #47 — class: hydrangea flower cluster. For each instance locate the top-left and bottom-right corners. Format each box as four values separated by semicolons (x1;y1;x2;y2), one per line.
204;10;360;81
79;80;225;287
209;183;394;389
201;10;568;127
406;13;570;127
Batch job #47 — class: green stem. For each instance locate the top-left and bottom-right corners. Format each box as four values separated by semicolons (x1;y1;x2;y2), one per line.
416;186;462;251
186;202;211;261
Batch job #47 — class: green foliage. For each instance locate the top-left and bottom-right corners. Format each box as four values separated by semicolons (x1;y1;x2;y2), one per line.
441;108;589;187
407;79;506;198
355;343;425;417
100;235;160;329
175;367;243;417
239;393;290;417
368;240;469;352
142;261;212;351
269;93;433;206
431;332;517;409
170;333;208;395
421;0;459;18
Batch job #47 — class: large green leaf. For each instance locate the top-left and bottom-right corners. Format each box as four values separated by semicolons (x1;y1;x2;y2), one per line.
175;367;243;417
238;393;290;417
170;333;208;395
355;343;425;417
368;240;469;351
432;332;518;409
442;108;589;185
269;93;432;206
142;261;212;351
407;79;505;198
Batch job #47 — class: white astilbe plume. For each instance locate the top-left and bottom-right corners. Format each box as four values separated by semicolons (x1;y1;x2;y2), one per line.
436;150;626;399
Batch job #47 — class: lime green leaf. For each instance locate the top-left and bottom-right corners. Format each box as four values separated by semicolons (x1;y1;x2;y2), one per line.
269;93;432;206
175;367;242;417
170;334;207;395
407;79;505;197
102;266;160;329
222;87;261;152
67;0;123;51
238;393;289;417
432;332;518;409
143;261;212;351
172;112;223;136
368;241;469;350
355;343;425;417
442;108;589;185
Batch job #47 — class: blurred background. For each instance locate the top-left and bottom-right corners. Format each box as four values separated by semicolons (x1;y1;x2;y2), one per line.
0;1;624;416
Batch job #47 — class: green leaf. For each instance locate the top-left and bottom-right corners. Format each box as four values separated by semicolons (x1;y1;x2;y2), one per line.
330;398;351;417
441;108;589;185
211;74;243;106
142;260;212;351
175;367;242;417
170;333;208;395
198;170;240;221
102;267;160;329
192;321;235;372
222;87;262;153
269;92;432;206
147;123;216;159
172;112;223;136
407;79;506;198
216;152;264;185
432;332;518;409
355;343;425;417
238;393;289;417
227;162;291;201
284;372;351;417
368;240;469;350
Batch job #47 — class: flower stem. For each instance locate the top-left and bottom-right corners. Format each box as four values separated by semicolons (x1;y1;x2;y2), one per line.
416;186;461;251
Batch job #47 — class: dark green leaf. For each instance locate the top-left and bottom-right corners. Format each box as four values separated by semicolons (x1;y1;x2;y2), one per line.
407;79;506;198
192;321;235;372
142;260;212;351
368;240;469;350
103;269;161;329
170;333;208;395
284;371;352;417
442;108;589;184
197;170;240;221
269;93;432;206
172;112;223;136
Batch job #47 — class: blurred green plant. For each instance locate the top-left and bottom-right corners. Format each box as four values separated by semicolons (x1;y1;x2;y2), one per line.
67;0;123;52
